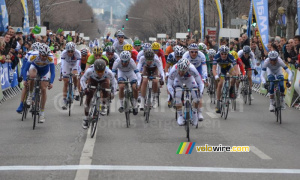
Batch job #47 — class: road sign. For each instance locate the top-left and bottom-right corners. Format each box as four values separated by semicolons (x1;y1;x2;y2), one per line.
205;27;217;40
79;33;84;38
149;37;157;41
219;28;240;38
176;33;188;39
157;34;167;38
231;19;247;26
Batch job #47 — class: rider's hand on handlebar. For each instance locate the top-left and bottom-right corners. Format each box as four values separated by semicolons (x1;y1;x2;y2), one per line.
48;84;53;90
286;81;291;88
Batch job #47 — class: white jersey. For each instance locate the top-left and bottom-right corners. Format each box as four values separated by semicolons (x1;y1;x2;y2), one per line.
80;66;116;91
237;50;256;66
61;49;81;73
167;63;203;96
261;57;292;84
182;51;207;79
102;52;120;60
112;58;138;73
137;56;165;80
137;50;159;63
113;40;128;55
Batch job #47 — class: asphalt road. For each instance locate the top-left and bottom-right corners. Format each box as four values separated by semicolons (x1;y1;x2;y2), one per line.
0;75;300;180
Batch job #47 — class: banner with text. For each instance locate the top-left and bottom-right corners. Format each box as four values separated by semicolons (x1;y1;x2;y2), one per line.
253;0;269;51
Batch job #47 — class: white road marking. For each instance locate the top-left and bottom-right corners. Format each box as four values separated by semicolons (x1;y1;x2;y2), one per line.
74;129;97;180
250;146;272;160
1;165;300;174
206;112;219;119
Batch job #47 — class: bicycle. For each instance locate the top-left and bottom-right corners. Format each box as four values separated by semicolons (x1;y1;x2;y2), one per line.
240;69;256;105
65;68;78;116
207;70;216;104
119;79;134;128
220;74;237;120
87;84;111;138
266;79;288;124
175;85;199;142
28;76;49;130
21;85;30;121
143;76;160;123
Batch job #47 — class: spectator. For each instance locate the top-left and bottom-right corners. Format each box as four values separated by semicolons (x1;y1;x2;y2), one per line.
284;42;297;64
241;33;250;48
0;37;6;64
3;33;11;55
294;35;300;54
234;38;241;51
251;41;261;65
211;39;218;52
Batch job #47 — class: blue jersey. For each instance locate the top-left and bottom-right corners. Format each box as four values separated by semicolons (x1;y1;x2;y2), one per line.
213;53;236;69
166;52;177;66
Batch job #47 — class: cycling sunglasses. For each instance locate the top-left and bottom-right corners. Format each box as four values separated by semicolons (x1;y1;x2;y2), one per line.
190;51;198;54
68;50;74;53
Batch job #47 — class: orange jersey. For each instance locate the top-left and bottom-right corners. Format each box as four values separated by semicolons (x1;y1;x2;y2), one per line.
81;52;91;64
165;45;173;56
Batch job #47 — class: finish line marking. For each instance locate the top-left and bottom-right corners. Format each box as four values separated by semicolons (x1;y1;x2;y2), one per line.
0;165;300;174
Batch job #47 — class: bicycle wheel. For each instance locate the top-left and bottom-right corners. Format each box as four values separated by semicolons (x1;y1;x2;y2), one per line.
145;87;151;123
107;101;110;116
243;88;247;104
79;92;83;106
248;87;252;105
224;99;229;120
22;101;28;121
158;88;160;107
125;99;130;128
90;106;98;138
275;90;281;123
33;94;39;130
184;101;190;142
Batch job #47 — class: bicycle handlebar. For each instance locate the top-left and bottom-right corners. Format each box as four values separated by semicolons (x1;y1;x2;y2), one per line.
89;85;111;92
142;76;161;80
266;79;289;82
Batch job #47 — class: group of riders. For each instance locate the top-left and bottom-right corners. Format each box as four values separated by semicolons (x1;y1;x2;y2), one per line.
15;31;293;128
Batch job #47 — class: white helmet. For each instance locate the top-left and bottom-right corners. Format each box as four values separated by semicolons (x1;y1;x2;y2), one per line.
177;58;190;72
175;46;185;57
198;43;207;51
208;49;216;57
219;45;230;54
268;51;279;60
188;43;198;50
173;45;181;52
32;42;41;51
143;43;152;51
120;51;131;62
66;42;76;51
39;44;51;56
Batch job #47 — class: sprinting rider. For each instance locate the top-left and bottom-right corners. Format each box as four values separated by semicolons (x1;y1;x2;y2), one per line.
123;44;138;63
103;45;119;70
22;44;55;122
61;42;81;109
112;51;141;115
261;51;292;111
137;50;165;110
167;58;203;126
182;43;207;121
16;42;41;113
134;39;142;52
80;59;116;129
212;45;239;113
85;46;109;69
113;31;128;55
151;42;166;69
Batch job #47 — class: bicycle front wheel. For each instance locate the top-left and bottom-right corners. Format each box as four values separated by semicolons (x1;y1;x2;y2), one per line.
33;95;40;130
243;88;248;104
184;102;190;142
224;99;229;120
90;106;98;138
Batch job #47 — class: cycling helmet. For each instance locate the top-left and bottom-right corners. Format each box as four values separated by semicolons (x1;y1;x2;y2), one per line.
208;49;216;57
173;45;181;52
175;46;185;57
105;45;115;53
123;44;133;51
80;48;88;56
144;49;155;59
31;42;41;51
188;43;198;50
143;43;152;50
219;45;230;54
151;42;161;50
104;42;113;47
120;51;131;62
117;31;125;37
94;59;106;72
134;39;141;46
170;39;177;46
177;58;190;72
39;44;51;56
198;43;207;51
93;46;103;55
268;51;279;60
243;45;251;53
65;42;76;51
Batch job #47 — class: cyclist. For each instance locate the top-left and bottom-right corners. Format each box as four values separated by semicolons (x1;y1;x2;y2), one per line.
151;42;166;69
16;42;41;113
137;43;153;63
165;39;176;60
212;45;239;113
261;51;292;111
134;39;142;52
102;45;119;70
22;44;55;122
112;51;141;115
85;46;109;70
182;43;207;121
167;58;203;126
237;45;258;100
61;42;81;109
137;49;165;110
123;44;138;63
80;59;116;129
113;31;128;55
75;48;90;101
165;46;185;106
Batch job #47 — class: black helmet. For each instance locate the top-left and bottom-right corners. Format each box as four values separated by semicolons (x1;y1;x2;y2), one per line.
144;49;155;59
243;45;251;53
94;59;106;71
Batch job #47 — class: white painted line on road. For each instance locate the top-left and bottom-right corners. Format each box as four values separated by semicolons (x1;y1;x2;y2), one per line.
74;129;97;180
206;112;219;119
1;165;300;174
250;146;272;160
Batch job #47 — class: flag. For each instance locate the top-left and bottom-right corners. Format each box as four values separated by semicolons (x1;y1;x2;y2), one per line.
253;0;269;52
21;0;30;35
0;0;9;32
199;0;205;41
33;0;41;26
247;0;253;38
297;0;300;35
56;28;63;34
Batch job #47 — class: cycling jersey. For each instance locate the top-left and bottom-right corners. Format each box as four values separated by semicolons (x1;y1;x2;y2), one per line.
112;58;141;85
182;51;207;79
21;50;34;75
165;45;173;56
23;51;55;84
213;53;236;75
137;56;165;80
230;50;238;60
80;66;116;91
102;52;120;69
156;49;166;69
239;55;252;69
237;50;255;67
131;49;138;62
166;52;178;66
61;49;81;76
86;54;109;66
113;40;128;55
